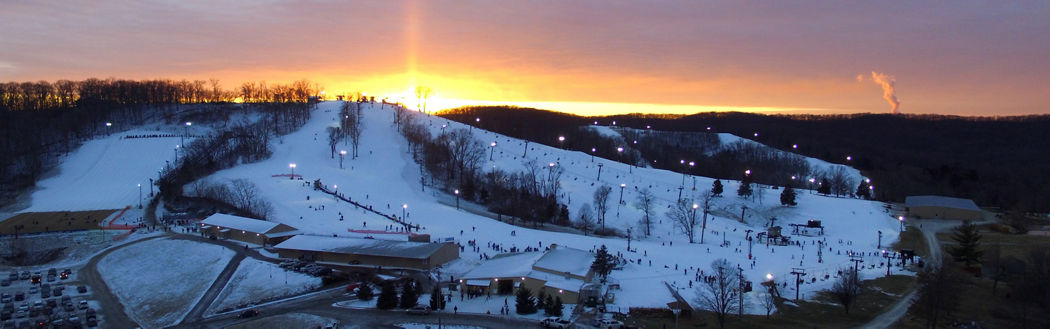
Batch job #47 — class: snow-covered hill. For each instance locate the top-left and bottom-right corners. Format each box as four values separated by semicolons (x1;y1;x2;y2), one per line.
195;101;905;313
4;101;907;314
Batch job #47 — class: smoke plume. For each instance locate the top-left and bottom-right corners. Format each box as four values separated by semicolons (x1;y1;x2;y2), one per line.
869;71;900;114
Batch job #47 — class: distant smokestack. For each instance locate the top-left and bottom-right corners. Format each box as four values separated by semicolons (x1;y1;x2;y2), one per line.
869;71;900;114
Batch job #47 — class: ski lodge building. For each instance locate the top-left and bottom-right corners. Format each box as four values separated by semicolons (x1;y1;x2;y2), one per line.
905;195;982;220
199;213;300;246
458;244;595;303
273;235;459;270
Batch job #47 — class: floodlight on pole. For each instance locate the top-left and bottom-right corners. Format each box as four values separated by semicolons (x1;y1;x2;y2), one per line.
619;183;626;204
489;142;496;160
137;183;142;208
454;189;460;209
289;163;296;179
558;136;565;149
339;150;347;168
402;204;408;219
105;122;112;136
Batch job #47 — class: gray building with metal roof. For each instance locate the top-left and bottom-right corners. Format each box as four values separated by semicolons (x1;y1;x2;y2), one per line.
905;195;982;220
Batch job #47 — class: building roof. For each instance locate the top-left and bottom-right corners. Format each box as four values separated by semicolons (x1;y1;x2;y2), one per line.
460;252;546;280
905;195;980;211
533;246;594;278
273;235;450;259
527;270;584;292
201;213;290;234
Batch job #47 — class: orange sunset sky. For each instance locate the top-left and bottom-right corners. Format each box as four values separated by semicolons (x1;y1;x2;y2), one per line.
2;1;1048;116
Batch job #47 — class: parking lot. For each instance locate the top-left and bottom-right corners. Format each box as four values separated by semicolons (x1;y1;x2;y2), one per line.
2;267;102;328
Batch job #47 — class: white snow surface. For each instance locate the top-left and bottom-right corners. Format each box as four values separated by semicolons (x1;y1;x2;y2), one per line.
18;130;191;212
97;238;233;328
201;213;283;234
208;258;321;314
141;101;904;315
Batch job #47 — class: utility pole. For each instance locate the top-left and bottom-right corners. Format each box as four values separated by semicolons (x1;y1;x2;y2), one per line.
740;205;748;222
817;240;823;263
738;266;745;318
677;186;684;203
790;268;806;301
745;229;754;259
596;163;603;181
877;230;882;249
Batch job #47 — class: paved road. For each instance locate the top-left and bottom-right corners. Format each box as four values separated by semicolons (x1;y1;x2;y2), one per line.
79;234;168;329
858;219;961;329
176;295;541;329
181;252;246;323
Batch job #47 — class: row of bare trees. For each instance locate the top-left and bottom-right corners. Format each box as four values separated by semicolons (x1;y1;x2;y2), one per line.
397;110;570;227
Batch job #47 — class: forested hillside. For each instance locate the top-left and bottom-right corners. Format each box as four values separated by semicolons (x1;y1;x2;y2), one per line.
441;106;1050;212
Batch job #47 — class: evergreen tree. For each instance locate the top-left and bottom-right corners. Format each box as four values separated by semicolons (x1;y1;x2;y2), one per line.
551;296;564;317
817;178;831;195
536;290;547;311
591;245;615;279
948;222;984;267
780;186;797;206
376;282;398;309
399;280;419;309
856;180;871;199
515;287;537;314
429;285;444;310
543;294;556;315
712;179;724;196
356;282;374;301
737;175;753;198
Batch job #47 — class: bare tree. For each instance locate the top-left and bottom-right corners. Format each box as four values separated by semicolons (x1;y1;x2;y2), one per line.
825;166;854;197
761;284;776;318
911;258;964;329
593;185;612;233
576;203;595;235
635;188;655;236
327;126;342;159
830;267;861;314
440;128;484;185
696;259;740;329
414;86;433;113
667;198;697;243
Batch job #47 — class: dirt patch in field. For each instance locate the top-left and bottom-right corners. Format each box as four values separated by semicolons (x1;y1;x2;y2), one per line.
0;209;118;235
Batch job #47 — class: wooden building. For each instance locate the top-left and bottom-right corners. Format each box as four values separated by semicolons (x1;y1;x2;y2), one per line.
274;235;459;270
905;195;982;220
200;213;299;246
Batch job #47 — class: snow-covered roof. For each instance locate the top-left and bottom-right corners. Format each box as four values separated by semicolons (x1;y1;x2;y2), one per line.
201;213;286;234
273;235;449;259
533;246;594;278
905;195;980;211
460;252;546;280
527;270;584;292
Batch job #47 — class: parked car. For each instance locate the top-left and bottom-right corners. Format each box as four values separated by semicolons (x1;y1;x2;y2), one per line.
86;317;97;327
594;319;625;329
77;286;88;293
541;317;572;328
238;309;259;318
19;272;29;280
406;304;431;315
1;279;10;287
14;291;24;302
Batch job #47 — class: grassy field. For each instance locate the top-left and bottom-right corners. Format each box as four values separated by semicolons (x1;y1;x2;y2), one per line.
0;209;117;235
898;224;1050;329
626;275;915;329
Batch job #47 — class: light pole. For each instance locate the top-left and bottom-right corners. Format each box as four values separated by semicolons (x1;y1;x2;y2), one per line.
558;136;565;149
105;122;112;136
619;183;626;205
137;183;142;208
626;227;632;251
691;203;698;241
489;142;496;161
877;230;882;249
339;150;346;169
883;250;891;276
289;163;296;180
454;189;460;209
402;204;408;219
148;178;154;197
596;163;603;181
590;147;596;162
617;147;630;173
671;306;681;329
689;162;695;190
174;145;179;163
